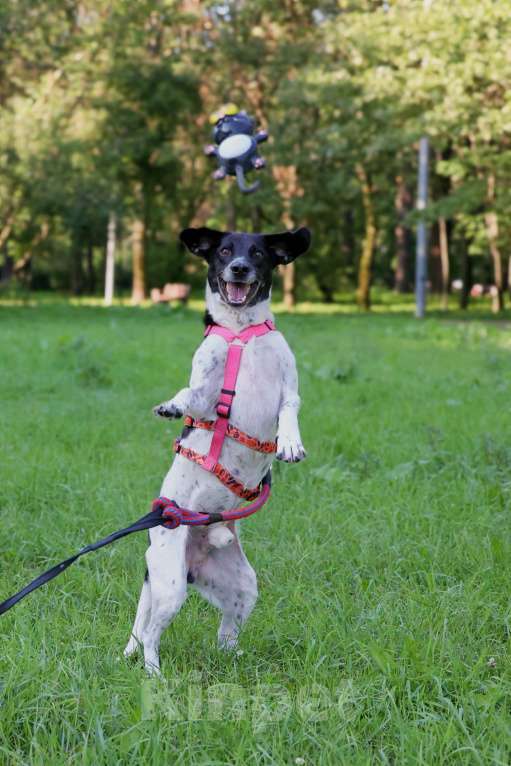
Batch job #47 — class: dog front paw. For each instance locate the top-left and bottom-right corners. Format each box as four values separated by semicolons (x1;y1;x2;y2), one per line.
153;401;183;419
276;437;307;463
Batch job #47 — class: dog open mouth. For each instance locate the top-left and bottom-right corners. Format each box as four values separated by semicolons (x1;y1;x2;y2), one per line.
218;277;259;306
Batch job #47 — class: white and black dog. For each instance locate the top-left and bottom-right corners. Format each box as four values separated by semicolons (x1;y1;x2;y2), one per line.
124;226;311;674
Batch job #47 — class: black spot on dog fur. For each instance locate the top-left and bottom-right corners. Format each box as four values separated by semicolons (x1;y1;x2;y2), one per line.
187;571;195;584
204;309;216;327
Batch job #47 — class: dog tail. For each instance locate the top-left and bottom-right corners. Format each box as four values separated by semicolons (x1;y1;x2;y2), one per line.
235;164;260;194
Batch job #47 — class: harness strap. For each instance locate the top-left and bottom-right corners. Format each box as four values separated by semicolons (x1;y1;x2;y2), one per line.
183;416;276;454
174;441;261;500
204;342;243;470
204;319;275;343
177;319;277;498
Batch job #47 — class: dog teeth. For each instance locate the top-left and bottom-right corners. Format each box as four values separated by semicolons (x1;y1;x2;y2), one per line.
226;281;250;303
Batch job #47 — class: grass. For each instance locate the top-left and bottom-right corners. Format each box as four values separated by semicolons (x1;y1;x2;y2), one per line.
1;300;511;765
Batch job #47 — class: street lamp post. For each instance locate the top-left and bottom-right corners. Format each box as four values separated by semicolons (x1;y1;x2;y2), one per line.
415;137;429;318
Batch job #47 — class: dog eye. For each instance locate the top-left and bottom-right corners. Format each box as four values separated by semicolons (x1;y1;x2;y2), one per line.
219;247;231;257
253;250;263;259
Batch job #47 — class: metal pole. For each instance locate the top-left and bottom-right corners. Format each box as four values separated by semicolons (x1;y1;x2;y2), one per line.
104;211;116;307
415;137;429;318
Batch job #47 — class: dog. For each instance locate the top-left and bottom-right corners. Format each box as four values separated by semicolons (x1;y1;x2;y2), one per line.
124;226;311;674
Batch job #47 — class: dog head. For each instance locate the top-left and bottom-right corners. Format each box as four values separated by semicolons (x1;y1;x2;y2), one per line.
180;227;311;308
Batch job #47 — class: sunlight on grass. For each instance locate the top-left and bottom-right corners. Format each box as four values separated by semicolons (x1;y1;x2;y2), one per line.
1;290;509;320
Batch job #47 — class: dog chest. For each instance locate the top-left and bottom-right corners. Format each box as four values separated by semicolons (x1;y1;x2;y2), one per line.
204;333;283;439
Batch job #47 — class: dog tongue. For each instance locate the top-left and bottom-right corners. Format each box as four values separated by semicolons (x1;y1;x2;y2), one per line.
226;282;249;303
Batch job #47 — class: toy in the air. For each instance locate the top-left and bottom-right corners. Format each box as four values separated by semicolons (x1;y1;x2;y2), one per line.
204;104;268;194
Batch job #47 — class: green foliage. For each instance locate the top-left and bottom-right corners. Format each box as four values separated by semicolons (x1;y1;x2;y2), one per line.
1;0;511;299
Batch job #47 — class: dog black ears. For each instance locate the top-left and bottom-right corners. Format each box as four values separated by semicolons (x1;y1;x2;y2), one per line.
180;226;312;265
263;227;311;266
180;228;224;259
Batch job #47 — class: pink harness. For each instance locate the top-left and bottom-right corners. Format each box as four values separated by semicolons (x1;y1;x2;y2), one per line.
202;319;275;468
174;319;277;501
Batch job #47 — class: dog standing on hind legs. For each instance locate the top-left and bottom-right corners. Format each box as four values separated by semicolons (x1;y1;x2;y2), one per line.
124;225;311;674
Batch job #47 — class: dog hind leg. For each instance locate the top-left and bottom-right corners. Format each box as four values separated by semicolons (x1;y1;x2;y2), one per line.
193;535;258;650
141;525;189;675
124;571;152;658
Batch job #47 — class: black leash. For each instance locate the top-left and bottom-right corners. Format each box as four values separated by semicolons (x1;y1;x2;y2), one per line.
0;469;272;618
0;508;165;617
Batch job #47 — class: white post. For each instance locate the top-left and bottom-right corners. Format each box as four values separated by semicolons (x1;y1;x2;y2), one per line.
415;137;429;318
104;211;116;307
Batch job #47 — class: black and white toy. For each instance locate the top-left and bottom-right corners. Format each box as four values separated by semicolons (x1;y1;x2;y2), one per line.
204;104;268;194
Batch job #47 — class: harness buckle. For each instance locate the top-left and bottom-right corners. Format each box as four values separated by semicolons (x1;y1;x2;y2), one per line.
216;402;231;418
217;387;235;418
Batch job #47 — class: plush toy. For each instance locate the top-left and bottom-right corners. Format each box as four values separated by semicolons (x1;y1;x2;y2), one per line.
204;104;268;194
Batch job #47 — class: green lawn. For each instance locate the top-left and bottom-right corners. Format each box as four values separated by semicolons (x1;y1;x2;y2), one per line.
1;302;511;765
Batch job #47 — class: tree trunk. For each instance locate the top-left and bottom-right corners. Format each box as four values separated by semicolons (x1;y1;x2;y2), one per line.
318;283;334;303
85;237;95;294
485;174;504;313
273;164;300;309
438;217;450;310
71;244;84;295
459;239;472;310
394;175;412;292
485;209;504;313
0;217;14;252
131;218;146;304
280;263;296;309
1;254;13;282
20;256;32;288
251;205;262;232
5;221;48;287
104;211;116;307
356;164;376;311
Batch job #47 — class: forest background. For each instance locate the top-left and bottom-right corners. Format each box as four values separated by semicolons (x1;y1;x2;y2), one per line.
1;0;510;313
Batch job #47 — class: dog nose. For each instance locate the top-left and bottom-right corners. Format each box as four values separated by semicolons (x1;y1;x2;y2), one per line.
230;262;250;278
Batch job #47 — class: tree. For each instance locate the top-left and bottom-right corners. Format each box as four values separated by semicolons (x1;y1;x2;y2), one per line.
2;0;511;314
